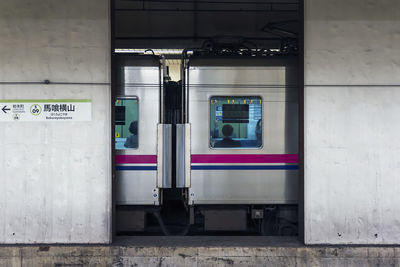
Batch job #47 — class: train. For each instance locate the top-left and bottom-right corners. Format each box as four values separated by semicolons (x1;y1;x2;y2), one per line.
114;52;299;235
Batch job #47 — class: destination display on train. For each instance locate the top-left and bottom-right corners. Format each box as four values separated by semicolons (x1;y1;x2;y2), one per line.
0;99;92;122
222;104;249;123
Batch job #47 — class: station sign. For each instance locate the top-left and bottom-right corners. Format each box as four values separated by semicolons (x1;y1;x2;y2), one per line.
0;99;92;122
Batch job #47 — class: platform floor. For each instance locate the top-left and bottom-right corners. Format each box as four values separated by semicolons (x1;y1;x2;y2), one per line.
1;236;399;266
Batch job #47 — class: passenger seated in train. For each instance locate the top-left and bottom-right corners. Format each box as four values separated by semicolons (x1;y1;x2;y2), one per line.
256;119;262;147
214;124;241;148
124;121;138;148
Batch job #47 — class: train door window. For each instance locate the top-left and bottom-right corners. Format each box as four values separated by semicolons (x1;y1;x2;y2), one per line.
115;97;139;150
210;96;262;149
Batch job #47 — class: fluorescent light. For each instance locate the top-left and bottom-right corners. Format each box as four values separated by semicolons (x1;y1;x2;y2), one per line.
115;49;186;55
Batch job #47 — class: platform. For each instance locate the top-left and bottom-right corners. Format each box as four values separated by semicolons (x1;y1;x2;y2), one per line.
0;237;399;266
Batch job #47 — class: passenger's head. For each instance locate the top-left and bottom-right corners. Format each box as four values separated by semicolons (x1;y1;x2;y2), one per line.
222;124;234;137
129;121;138;135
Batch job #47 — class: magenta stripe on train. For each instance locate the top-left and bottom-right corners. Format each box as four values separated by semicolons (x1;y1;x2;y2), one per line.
191;154;298;164
116;155;157;164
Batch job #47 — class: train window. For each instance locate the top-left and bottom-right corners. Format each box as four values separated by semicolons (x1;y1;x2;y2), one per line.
210;96;262;149
115;98;138;150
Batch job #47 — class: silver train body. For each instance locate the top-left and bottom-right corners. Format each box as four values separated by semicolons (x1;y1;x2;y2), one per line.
115;55;166;206
182;57;299;205
115;55;298;208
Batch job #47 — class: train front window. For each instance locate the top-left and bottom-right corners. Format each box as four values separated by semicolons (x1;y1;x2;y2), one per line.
115;97;138;150
210;96;262;149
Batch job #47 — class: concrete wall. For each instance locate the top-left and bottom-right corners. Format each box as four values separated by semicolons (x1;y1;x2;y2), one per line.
0;0;111;243
304;0;400;244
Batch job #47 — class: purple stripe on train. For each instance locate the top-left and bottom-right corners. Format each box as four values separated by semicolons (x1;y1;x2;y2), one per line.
191;154;298;164
115;155;157;164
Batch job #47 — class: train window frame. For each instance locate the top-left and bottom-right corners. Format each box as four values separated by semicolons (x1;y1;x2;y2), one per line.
115;96;139;150
208;95;264;150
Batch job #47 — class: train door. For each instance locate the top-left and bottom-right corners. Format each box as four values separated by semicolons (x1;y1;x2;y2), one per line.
114;55;171;233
